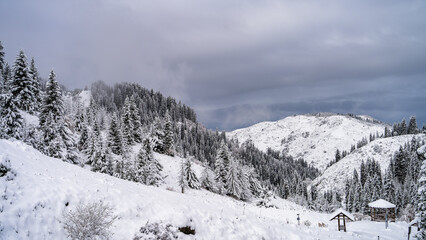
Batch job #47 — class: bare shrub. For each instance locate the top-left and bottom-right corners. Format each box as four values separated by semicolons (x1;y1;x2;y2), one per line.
303;220;311;227
134;222;178;240
62;200;117;240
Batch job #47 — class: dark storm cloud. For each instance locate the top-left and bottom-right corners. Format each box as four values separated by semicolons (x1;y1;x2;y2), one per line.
1;0;425;130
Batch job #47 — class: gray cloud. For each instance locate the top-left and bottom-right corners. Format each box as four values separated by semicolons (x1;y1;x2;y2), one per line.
1;0;425;130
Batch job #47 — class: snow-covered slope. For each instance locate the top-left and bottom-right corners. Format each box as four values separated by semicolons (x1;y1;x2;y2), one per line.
228;113;388;171
0;139;412;239
312;134;426;193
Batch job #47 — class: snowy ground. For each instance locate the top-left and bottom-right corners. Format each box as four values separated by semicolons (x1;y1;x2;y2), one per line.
0;139;416;239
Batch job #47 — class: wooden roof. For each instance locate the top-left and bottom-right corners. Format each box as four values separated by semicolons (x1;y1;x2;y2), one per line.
329;208;355;221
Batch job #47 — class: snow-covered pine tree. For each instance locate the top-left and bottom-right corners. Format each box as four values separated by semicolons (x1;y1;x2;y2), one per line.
383;167;396;203
200;165;217;192
394;146;408;184
184;158;200;189
0;89;23;139
136;139;163;186
246;166;262;197
408;116;418;134
416;159;426;240
1;63;12;94
39;70;69;159
28;57;41;111
226;158;242;199
121;96;134;146
238;166;252;201
11;50;37;113
129;95;142;143
74;102;86;133
85;121;102;166
163;111;174;156
215;140;230;193
152;117;165;154
108;113;124;155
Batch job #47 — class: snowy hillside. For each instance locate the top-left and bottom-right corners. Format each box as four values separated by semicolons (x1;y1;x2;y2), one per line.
312;134;426;193
0;139;413;239
228;113;388;171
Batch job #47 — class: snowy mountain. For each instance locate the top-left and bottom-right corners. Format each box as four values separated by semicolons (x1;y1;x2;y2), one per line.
0;139;413;239
228;113;388;171
312;134;426;193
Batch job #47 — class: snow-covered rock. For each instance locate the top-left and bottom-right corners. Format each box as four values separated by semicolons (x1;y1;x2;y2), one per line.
228;113;388;171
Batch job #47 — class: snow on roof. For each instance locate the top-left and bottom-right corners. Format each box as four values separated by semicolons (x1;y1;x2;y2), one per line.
368;199;396;209
409;217;419;227
329;208;355;221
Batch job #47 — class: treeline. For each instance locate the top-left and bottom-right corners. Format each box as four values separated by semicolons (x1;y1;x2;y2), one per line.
344;136;425;219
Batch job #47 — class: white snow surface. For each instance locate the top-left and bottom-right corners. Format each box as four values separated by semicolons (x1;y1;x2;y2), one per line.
368;199;396;209
0;139;415;239
312;134;426;193
228;114;387;171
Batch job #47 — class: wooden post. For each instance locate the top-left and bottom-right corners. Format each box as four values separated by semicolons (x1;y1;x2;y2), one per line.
338;214;341;231
343;216;346;232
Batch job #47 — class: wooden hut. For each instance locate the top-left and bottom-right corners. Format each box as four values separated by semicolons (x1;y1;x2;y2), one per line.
329;208;355;232
368;199;396;222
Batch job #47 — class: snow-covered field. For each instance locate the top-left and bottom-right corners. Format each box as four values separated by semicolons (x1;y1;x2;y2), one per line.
0;139;416;239
313;134;426;193
228;114;388;171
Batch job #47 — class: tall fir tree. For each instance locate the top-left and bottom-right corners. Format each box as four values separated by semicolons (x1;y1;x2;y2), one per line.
39;70;66;158
215;140;230;193
136;139;163;186
163;111;174;156
184;158;200;189
121;96;134;146
28;57;41;111
108;113;124;155
11;50;37;113
129;95;142;143
200;165;217;192
0;41;4;74
178;160;187;193
407;116;418;134
0;89;23;139
226;159;242;199
152;117;165;154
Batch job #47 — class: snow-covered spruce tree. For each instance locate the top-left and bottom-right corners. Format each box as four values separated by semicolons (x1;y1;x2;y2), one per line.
78;123;90;151
226;158;242;199
0;89;23;139
416;159;426;240
184;158;200;189
152;117;165;154
163;111;174;156
108;112;124;155
394;146;408;184
136;139;163;186
85;121;102;165
407;116;418;134
39;70;70;159
215;140;230;194
28;57;42;111
238;165;252;201
11;50;37;113
129;95;142;143
121;96;134;146
200;165;217;192
74;102;86;133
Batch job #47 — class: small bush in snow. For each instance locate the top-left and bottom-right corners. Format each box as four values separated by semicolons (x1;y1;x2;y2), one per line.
62;200;117;240
303;220;311;227
133;222;178;240
0;156;16;181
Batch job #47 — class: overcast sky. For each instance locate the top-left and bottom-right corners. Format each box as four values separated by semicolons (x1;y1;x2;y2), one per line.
1;0;425;131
